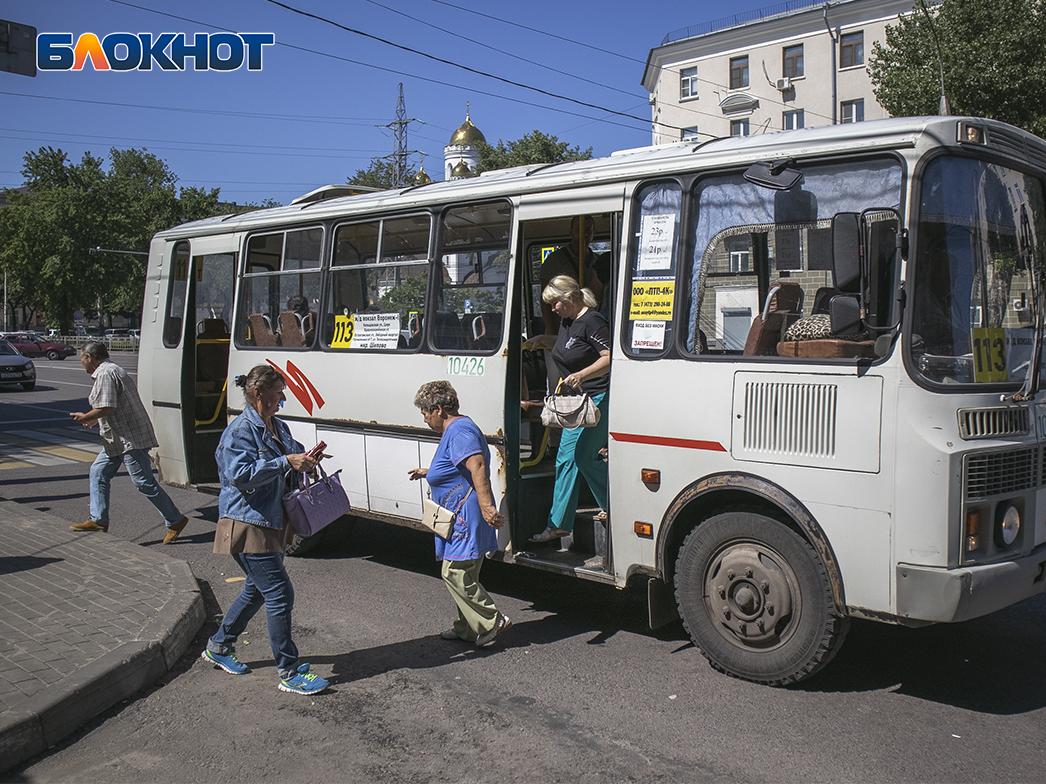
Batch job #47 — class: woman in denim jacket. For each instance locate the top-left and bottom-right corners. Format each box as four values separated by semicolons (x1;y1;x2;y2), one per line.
200;365;330;696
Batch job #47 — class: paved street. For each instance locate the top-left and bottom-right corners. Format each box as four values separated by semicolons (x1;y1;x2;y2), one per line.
2;354;1046;782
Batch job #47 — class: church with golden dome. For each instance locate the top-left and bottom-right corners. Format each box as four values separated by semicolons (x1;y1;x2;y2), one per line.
444;109;485;180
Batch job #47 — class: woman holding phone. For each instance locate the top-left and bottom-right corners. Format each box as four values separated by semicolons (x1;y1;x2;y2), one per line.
200;364;331;696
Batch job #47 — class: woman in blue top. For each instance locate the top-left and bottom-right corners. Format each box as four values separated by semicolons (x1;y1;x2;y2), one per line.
409;380;511;647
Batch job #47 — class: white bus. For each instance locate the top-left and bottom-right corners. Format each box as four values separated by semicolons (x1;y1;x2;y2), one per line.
140;117;1046;685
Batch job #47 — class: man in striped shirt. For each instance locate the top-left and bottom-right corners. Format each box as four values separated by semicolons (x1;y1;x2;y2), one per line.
69;342;188;544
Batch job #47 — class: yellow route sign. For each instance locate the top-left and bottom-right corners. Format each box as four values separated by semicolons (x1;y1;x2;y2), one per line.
331;314;355;348
971;326;1007;383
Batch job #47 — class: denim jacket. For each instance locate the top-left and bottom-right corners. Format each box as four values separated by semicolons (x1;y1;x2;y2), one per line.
215;406;304;529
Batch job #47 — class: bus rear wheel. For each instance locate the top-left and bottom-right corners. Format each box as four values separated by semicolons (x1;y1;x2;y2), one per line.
674;511;848;686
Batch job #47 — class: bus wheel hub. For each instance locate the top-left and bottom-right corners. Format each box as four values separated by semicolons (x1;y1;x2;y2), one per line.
706;544;796;647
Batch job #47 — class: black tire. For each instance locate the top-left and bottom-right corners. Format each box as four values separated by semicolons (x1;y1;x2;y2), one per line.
674;511;849;686
20;382;35;391
46;350;59;360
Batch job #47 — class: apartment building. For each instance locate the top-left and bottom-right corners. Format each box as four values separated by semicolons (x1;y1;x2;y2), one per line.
642;0;930;143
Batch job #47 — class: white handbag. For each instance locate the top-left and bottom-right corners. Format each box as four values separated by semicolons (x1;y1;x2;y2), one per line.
421;487;472;539
541;380;600;429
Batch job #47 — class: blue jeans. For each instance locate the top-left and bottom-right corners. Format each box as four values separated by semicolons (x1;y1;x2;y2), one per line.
549;391;609;532
207;553;299;678
89;448;182;527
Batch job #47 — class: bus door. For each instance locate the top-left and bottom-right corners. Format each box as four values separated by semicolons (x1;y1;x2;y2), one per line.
509;187;624;573
181;236;237;484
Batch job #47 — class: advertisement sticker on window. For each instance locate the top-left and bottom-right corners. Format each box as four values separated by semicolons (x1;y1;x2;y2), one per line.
637;214;675;271
628;279;675;320
631;320;666;350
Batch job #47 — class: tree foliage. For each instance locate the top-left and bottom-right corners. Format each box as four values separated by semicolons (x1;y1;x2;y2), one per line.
868;0;1046;137
0;146;223;331
347;157;417;190
477;130;591;173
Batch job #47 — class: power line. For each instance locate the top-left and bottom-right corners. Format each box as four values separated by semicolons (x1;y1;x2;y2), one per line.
105;1;652;134
0;134;377;160
0;126;386;154
362;0;646;103
264;0;671;131
430;0;834;126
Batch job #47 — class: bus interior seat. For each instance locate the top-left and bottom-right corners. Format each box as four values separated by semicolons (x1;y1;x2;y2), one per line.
812;286;840;314
278;311;307;347
196;318;229;338
776;337;877;358
742;283;803;356
248;313;280;346
466;313;502;351
433;311;464;350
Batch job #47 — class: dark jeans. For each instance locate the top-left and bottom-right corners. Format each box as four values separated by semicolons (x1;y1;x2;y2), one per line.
207;552;298;678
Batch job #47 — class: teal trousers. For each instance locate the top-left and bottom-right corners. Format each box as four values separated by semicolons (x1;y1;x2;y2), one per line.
549;391;609;532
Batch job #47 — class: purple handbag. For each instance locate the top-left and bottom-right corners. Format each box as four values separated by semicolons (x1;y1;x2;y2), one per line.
283;464;350;537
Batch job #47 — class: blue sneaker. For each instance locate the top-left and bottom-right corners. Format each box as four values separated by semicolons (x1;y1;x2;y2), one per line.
201;649;250;675
278;663;329;695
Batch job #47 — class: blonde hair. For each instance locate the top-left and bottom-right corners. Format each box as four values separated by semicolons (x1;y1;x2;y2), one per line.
542;275;597;310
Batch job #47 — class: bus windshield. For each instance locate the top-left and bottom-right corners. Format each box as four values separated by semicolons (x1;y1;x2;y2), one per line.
911;155;1046;386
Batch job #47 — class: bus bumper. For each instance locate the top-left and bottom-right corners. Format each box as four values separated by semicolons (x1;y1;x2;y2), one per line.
896;544;1046;623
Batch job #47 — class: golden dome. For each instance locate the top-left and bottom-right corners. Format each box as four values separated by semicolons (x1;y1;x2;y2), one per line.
448;112;486;147
413;166;432;185
450;160;474;178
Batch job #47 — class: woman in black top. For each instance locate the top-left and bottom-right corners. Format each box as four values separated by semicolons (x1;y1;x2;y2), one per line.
530;275;611;544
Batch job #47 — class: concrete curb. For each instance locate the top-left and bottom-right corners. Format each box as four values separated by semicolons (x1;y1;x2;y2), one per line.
0;543;205;774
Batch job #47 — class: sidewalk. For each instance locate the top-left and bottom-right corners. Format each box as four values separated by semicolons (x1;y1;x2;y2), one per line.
0;500;205;773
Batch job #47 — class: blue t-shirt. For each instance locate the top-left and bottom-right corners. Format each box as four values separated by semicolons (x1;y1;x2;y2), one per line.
426;417;498;561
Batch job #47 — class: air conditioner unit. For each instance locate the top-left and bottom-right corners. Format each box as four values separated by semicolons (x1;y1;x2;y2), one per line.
775;77;792;91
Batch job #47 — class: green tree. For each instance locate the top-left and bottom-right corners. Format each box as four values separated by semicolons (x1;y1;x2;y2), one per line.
477;130;591;174
0;146;223;332
348;157;416;189
868;0;1046;137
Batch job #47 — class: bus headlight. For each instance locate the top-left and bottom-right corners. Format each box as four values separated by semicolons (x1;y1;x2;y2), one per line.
997;504;1021;547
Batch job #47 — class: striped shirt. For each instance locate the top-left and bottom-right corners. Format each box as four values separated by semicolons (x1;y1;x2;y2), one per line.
89;360;158;456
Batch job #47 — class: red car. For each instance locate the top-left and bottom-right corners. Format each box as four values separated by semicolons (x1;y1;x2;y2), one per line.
0;332;77;360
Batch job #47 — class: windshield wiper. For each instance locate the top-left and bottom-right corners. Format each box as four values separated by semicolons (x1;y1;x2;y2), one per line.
1010;203;1042;402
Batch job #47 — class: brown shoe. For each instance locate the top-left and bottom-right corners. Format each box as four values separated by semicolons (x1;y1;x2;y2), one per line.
70;519;108;532
162;515;189;545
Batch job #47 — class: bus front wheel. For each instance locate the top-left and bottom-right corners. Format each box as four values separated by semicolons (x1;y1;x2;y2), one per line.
674;511;848;686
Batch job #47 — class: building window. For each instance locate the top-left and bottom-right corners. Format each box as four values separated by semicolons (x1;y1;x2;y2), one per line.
782;110;804;130
840;31;864;68
730;119;750;137
783;44;804;78
680;126;700;140
680;66;698;99
841;99;865;124
729;250;753;273
729;55;749;89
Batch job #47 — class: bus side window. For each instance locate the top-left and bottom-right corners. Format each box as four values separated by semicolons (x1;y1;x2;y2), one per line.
433;201;511;354
325;215;429;351
163;241;190;348
623;181;682;359
235;227;322;350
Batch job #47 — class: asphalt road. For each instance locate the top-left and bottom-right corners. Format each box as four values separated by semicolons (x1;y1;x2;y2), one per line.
3;354;1046;783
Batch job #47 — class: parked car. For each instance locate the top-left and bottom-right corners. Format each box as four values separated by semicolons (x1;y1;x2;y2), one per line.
0;340;36;391
104;328;132;339
0;332;76;360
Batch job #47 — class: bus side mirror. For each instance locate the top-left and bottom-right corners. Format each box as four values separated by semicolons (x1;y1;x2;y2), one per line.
831;212;862;294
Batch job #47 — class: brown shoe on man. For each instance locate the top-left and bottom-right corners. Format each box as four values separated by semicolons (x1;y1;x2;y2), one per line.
70;519;108;533
162;515;190;545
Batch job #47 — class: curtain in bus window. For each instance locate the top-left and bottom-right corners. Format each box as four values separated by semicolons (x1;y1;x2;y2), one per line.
686;160;902;352
626;182;681;356
434;203;511;353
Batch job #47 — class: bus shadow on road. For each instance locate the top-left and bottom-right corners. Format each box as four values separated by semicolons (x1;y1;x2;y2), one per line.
799;599;1046;713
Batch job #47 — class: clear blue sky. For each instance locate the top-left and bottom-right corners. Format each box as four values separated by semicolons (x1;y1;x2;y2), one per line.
1;0;774;204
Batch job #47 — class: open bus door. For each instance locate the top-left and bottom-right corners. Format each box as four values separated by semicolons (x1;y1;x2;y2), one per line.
507;187;624;576
182;247;236;483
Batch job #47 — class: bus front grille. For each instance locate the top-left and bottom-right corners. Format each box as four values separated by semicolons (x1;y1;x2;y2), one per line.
957;406;1030;440
965;447;1038;500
